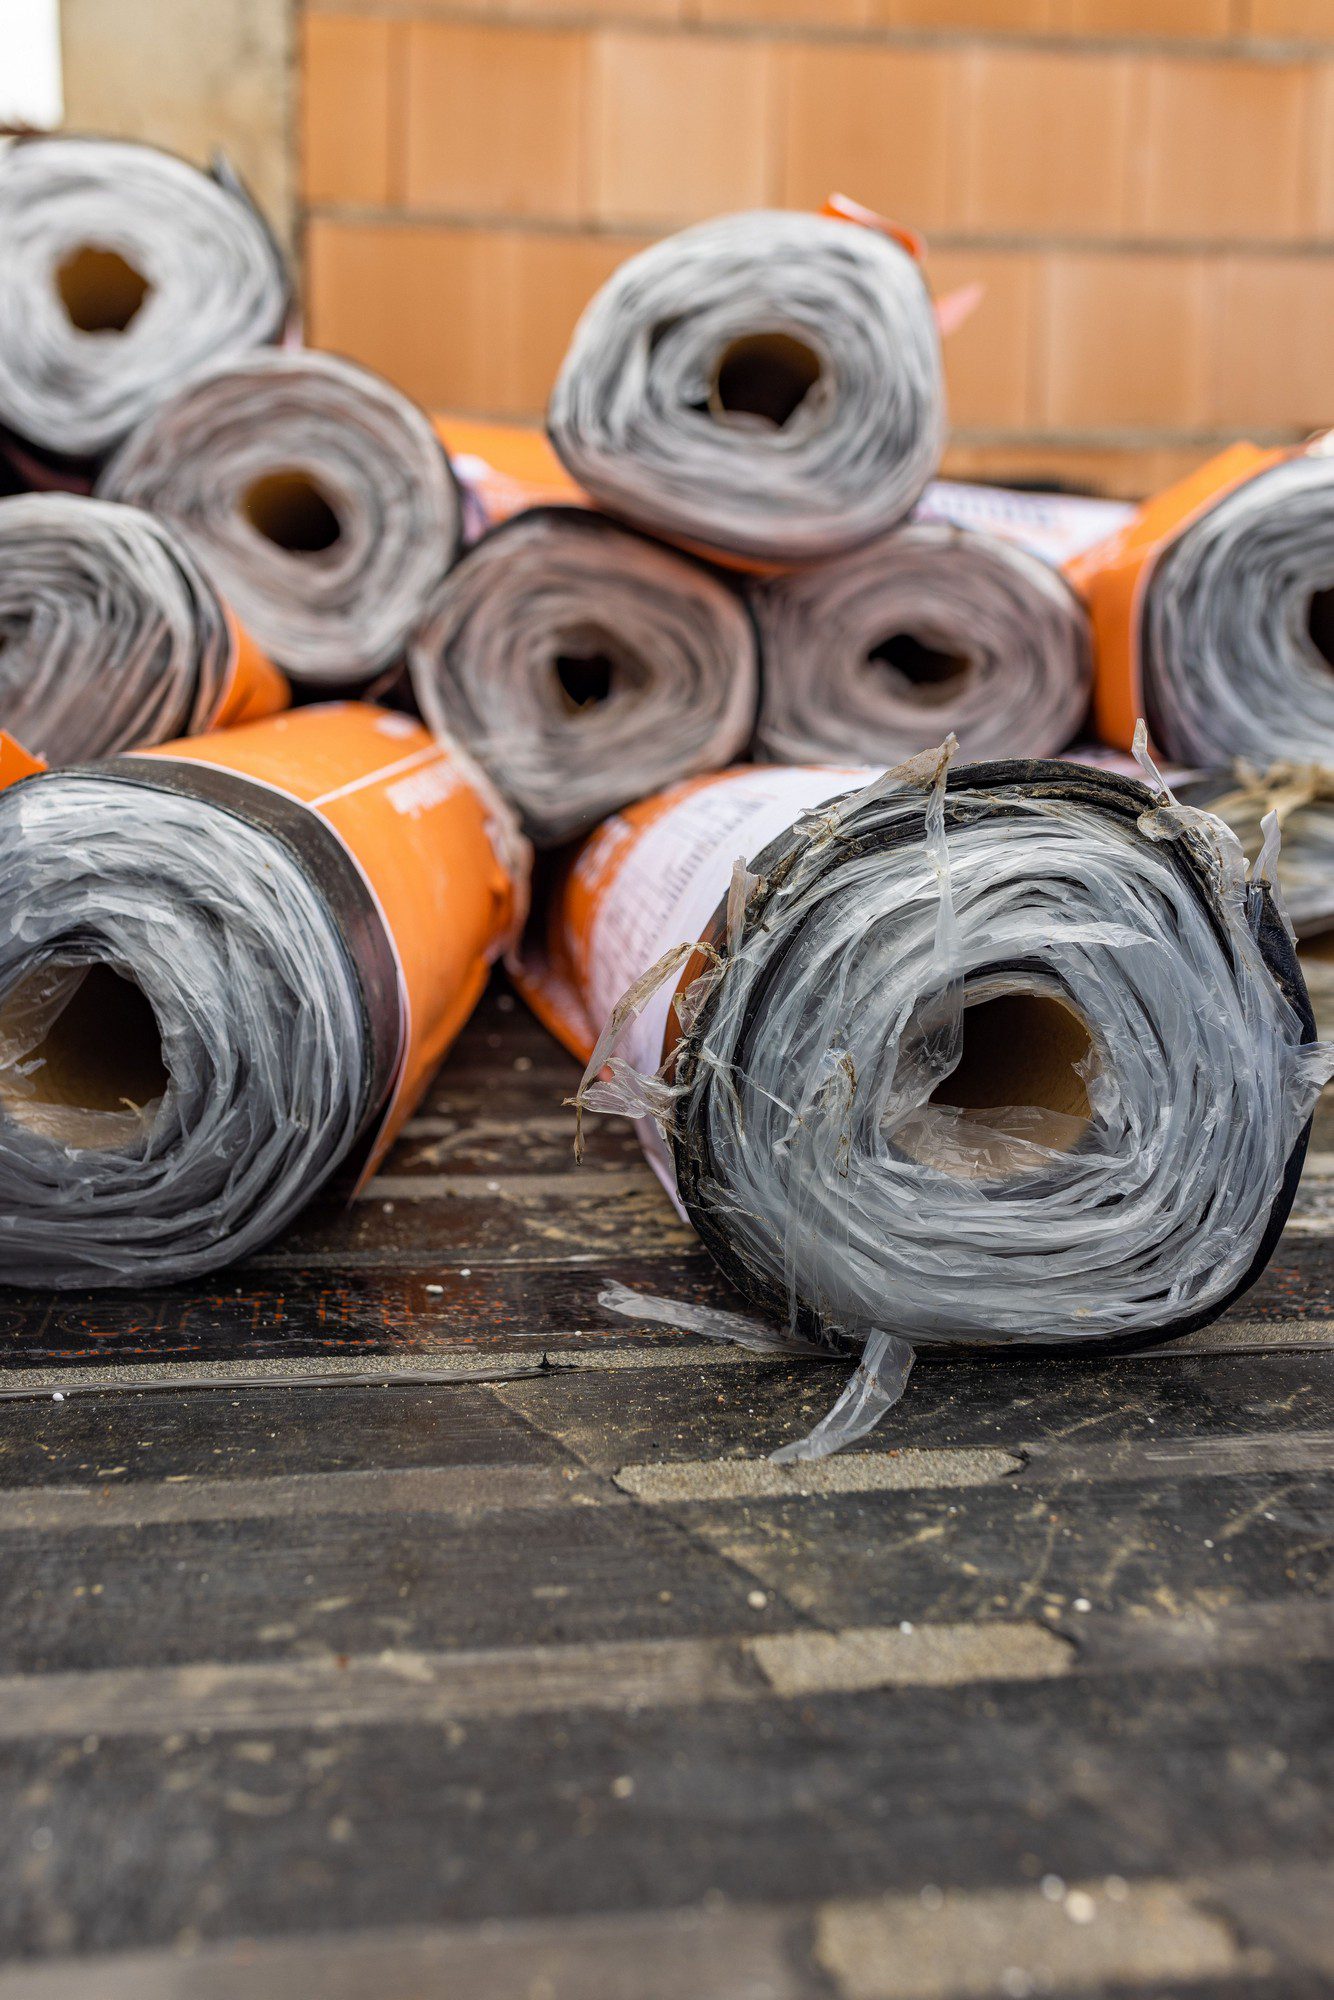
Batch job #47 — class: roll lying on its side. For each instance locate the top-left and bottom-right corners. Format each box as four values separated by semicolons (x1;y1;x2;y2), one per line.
752;521;1092;766
519;748;1328;1455
0;136;288;466
0;493;287;762
0;705;523;1289
547;209;944;565
100;349;464;688
409;508;759;845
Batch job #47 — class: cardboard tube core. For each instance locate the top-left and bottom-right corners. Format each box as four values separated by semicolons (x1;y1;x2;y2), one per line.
930;990;1093;1142
0;964;167;1139
243;471;343;555
870;632;972;706
56;246;151;334
554;650;616;714
1308;588;1334;671
711;334;822;430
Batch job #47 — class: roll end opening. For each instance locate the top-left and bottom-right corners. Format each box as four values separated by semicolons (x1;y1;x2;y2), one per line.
710;334;822;431
0;964;168;1147
56;246;151;334
554;651;616;714
1308;587;1334;672
931;990;1093;1143
243;471;344;555
869;632;972;707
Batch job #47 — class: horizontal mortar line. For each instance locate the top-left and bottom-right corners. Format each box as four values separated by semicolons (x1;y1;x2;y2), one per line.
1272;1214;1334;1236
355;1170;650;1202
307;201;1334;262
0;1602;1330;1742
400;1113;583;1138
249;1247;696;1270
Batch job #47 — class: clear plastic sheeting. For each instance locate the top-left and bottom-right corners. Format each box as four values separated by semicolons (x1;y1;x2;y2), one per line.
1143;454;1334;767
0;136;287;463
0;774;365;1288
409;509;759;845
1179;766;1334;941
101;349;463;687
0;493;231;761
752;522;1092;767
547;210;944;565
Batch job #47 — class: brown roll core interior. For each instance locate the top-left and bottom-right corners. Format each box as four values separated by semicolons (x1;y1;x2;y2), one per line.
711;334;822;430
930;990;1093;1146
56;246;151;334
870;632;972;705
1308;588;1334;671
555;652;616;713
0;965;168;1145
243;471;343;554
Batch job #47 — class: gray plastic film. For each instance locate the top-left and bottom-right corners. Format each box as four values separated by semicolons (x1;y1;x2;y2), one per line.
752;521;1092;767
100;349;464;687
1179;767;1334;941
409;509;759;846
0;768;383;1289
547;210;944;564
1143;452;1334;767
0;136;288;464
0;493;231;761
577;751;1328;1367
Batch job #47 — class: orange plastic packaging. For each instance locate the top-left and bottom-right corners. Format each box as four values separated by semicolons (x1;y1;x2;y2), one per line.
212;611;291;729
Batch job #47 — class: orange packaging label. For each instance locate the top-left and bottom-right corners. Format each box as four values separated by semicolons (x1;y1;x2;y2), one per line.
1066;441;1289;752
138;703;519;1178
434;414;587;527
0;733;47;792
210;609;291;730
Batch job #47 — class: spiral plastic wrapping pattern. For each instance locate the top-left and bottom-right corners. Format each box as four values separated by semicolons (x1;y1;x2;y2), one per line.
1143;455;1334;768
0;494;231;763
668;762;1325;1353
408;510;760;846
751;522;1093;767
100;349;464;687
0;775;368;1289
0;138;288;463
547;210;944;564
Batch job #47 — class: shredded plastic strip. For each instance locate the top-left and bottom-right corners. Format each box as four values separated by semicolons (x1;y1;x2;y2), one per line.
100;349;463;687
547;209;944;565
408;509;759;846
752;521;1092;767
0;136;288;464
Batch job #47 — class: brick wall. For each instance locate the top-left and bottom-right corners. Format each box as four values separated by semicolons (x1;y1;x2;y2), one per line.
300;1;1334;498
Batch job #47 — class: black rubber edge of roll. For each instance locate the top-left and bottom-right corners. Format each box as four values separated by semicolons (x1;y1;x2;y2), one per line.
50;756;402;1147
669;756;1318;1360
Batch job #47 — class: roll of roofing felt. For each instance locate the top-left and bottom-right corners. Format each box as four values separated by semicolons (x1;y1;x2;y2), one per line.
409;507;759;846
752;522;1092;766
1179;769;1334;942
1069;439;1334;766
0;493;288;763
547;209;944;565
0;704;524;1288
100;349;464;689
518;747;1327;1456
0;136;288;467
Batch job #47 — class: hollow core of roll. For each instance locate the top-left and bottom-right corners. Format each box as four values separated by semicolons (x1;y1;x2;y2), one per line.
554;650;616;713
56;246;152;334
869;632;972;705
710;334;822;430
0;963;168;1142
243;470;344;555
928;989;1093;1150
1308;588;1334;671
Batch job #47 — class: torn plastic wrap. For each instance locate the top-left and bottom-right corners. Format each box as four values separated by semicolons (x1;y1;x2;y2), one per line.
752;521;1092;767
0;136;288;470
0;493;288;762
547;208;944;566
1069;440;1334;766
100;349;464;689
0;704;525;1289
517;749;1328;1457
408;508;759;846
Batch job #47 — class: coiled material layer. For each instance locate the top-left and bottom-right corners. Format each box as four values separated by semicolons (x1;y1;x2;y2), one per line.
548;210;944;565
752;522;1092;766
1180;767;1334;941
101;349;463;687
409;509;759;845
0;137;287;463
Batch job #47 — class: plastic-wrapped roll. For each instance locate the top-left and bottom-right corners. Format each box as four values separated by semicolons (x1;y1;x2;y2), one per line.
409;507;758;845
0;136;288;467
0;493;288;762
100;350;464;688
0;705;523;1289
547;209;944;565
1177;769;1334;942
518;748;1327;1456
1069;439;1334;766
752;522;1092;766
